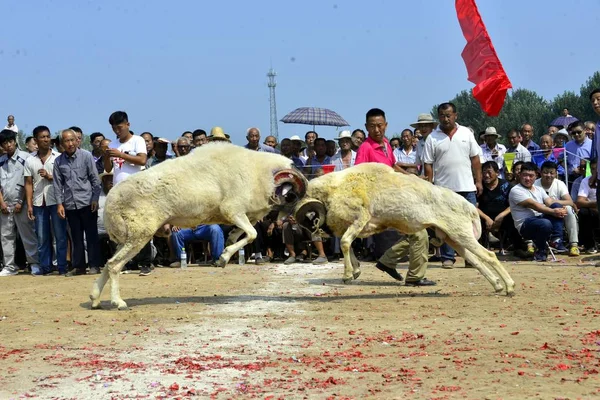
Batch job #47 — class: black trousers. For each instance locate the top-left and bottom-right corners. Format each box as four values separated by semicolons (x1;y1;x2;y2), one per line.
65;206;101;271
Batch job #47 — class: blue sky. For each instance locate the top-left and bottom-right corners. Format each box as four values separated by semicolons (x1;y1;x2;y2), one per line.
1;0;598;144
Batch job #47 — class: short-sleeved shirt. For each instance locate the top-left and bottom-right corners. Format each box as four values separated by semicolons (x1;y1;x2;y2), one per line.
505;144;532;166
564;138;592;175
0;150;30;204
509;184;549;232
478;179;512;218
355;136;396;167
524;140;541;154
393;146;417;165
331;150;356;171
306;155;332;177
422;124;479;192
109;135;147;185
578;177;597;202
24;151;59;206
534;178;569;200
480;143;507;172
532;151;565;177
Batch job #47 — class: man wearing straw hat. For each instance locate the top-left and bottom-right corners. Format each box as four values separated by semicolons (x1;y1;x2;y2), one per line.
411;113;437;175
330;130;356;171
480;127;506;174
207;126;231;143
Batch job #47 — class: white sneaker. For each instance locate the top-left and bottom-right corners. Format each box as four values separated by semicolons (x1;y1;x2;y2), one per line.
0;268;18;277
169;261;181;268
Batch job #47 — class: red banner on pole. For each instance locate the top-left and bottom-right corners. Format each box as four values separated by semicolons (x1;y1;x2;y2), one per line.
456;0;512;116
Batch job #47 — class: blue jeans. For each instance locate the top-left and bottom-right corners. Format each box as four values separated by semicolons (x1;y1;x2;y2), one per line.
171;225;224;262
33;205;68;274
441;191;477;263
519;203;565;252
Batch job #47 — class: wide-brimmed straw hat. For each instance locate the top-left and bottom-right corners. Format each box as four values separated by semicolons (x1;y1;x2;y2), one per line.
334;130;352;141
410;113;437;128
483;127;500;137
208;127;231;142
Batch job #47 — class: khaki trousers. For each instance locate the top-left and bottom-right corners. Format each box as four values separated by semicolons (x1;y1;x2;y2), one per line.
378;229;429;281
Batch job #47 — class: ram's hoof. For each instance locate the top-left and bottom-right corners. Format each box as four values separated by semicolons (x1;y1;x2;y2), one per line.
342;278;352;284
505;290;515;297
90;303;102;310
353;271;361;280
215;258;227;268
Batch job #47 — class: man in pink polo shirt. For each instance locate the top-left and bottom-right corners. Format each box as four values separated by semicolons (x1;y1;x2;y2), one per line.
355;108;435;287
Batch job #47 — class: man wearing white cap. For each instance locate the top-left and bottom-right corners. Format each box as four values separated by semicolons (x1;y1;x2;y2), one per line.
480;127;506;174
330;130;356;171
411;113;437;175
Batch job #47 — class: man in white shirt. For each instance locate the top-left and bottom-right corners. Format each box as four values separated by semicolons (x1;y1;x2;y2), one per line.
24;126;68;275
509;162;567;262
480;127;506;174
505;129;532;171
533;161;577;256
411;113;437;175
576;159;598;253
4;115;18;133
103;111;147;185
393;129;418;174
103;111;151;276
423;102;482;268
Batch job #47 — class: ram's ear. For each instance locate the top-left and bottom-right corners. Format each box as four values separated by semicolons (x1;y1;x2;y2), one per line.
294;198;326;232
274;168;307;203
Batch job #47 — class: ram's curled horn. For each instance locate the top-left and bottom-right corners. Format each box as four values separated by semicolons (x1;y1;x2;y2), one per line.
273;168;308;203
294;198;327;233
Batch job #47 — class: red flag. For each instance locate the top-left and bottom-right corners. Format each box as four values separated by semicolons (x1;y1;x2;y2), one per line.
455;0;512;116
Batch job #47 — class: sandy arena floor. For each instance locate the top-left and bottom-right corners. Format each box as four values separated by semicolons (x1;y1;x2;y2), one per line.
0;254;599;399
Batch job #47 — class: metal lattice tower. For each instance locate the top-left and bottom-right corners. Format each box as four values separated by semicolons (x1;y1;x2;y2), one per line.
267;68;279;140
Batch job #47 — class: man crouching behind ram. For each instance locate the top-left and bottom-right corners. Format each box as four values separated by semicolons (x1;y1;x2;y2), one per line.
90;142;307;310
294;162;515;296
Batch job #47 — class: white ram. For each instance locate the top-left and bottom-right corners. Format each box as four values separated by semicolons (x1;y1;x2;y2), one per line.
294;162;515;295
90;143;307;310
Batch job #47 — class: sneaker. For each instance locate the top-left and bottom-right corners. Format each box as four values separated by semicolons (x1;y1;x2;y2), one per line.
549;239;567;254
169;261;181;268
139;265;152;276
89;266;101;274
30;264;42;275
283;256;296;265
568;244;580;257
0;268;18;277
65;269;86;277
526;241;535;256
441;260;455;269
586;247;598;254
255;257;266;265
533;249;548;262
312;256;328;265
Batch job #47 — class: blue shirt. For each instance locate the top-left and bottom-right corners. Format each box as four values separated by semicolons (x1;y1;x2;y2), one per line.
306;155;332;178
532;151;565;177
564;138;592;175
53;149;101;210
245;143;277;153
524;140;541;154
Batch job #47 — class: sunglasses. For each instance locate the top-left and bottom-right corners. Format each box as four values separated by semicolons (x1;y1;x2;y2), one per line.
571;130;584;135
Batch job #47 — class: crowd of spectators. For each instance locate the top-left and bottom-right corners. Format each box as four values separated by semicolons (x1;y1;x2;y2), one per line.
2;91;600;279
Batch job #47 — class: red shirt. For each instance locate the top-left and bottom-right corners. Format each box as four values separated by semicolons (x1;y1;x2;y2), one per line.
355;136;396;167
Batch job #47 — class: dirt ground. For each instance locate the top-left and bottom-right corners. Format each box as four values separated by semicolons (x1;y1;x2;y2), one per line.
1;253;600;400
